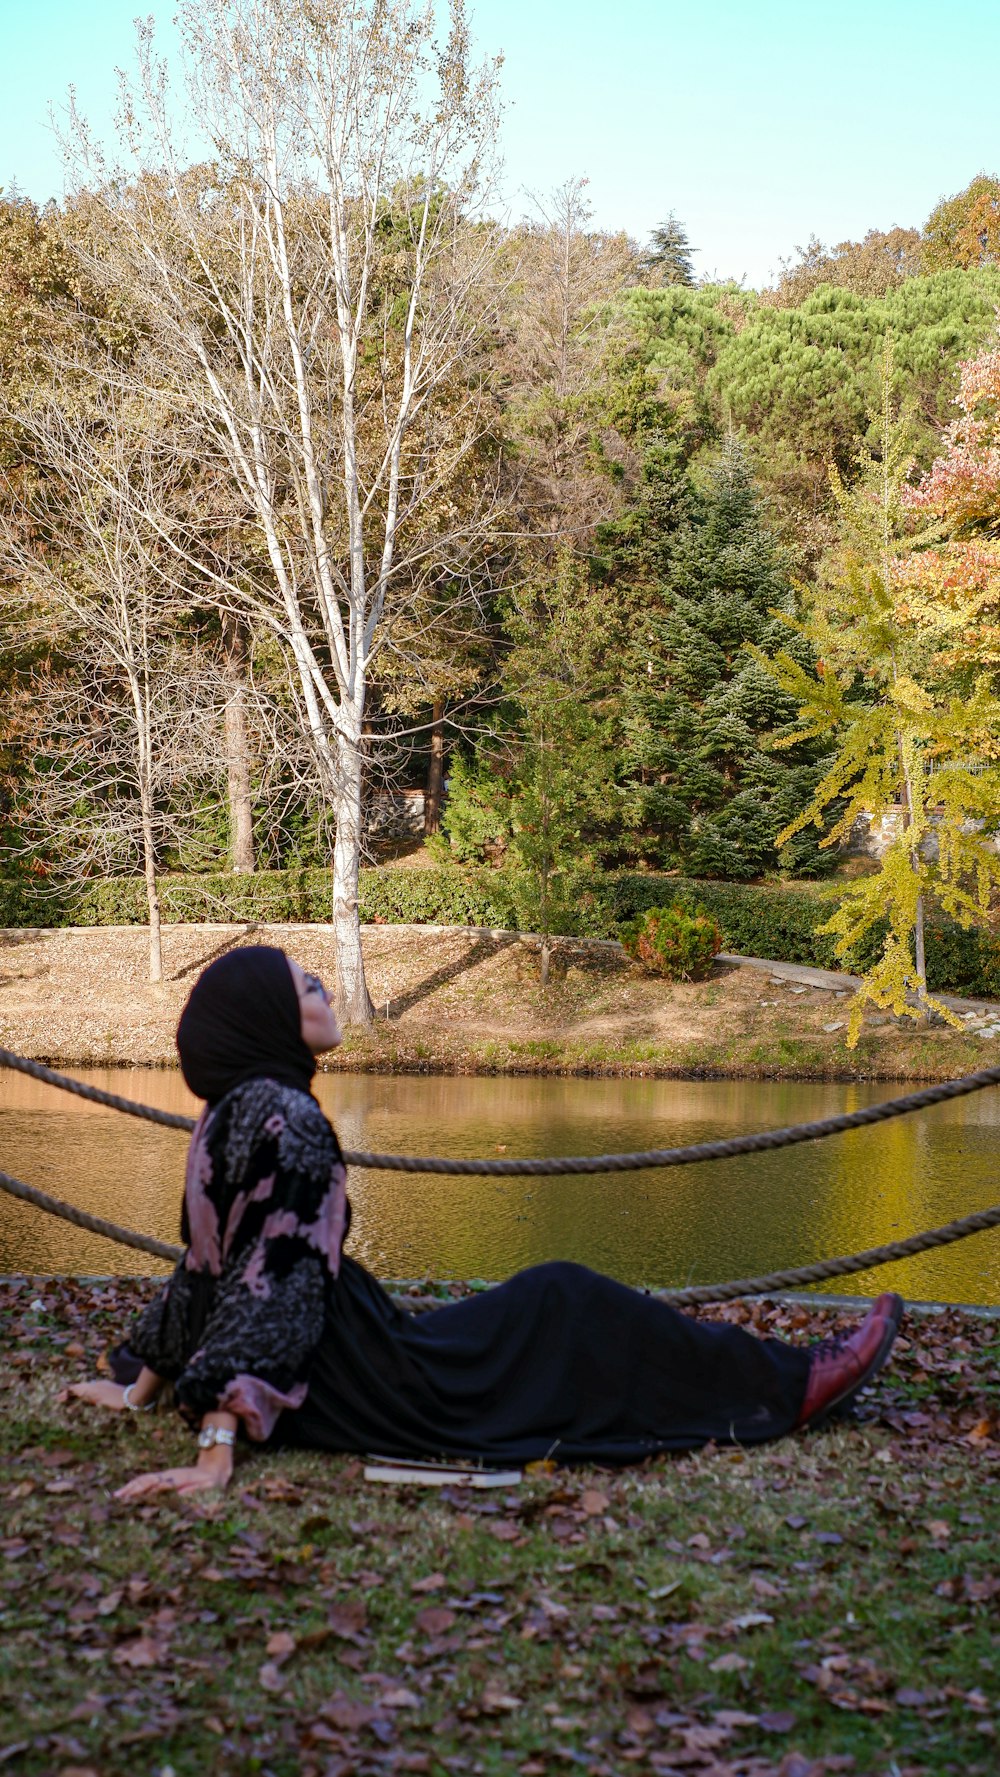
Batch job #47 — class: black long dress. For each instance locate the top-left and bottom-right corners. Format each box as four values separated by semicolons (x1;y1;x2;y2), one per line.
126;1077;810;1464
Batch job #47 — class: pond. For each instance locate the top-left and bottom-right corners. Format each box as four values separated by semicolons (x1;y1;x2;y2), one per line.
1;1067;999;1304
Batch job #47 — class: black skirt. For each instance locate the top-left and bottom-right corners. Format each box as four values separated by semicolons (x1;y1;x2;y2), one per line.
280;1258;811;1464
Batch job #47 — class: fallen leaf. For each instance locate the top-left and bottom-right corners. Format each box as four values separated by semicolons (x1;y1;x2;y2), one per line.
758;1710;796;1734
678;1724;730;1752
111;1636;163;1669
265;1630;296;1664
322;1695;376;1731
580;1489;610;1516
380;1687;421;1709
776;1755;817;1777
487;1520;520;1542
539;1595;570;1620
258;1661;285;1694
40;1448;76;1469
414;1606;456;1635
480;1683;523;1714
327;1600;368;1641
624;1706;655;1736
410;1572;447;1593
710;1653;750;1673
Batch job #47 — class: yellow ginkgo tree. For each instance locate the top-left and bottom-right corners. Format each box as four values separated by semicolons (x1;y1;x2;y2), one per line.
753;357;1000;1044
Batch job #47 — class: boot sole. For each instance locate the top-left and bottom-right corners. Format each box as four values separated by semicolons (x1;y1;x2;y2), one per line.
808;1294;905;1427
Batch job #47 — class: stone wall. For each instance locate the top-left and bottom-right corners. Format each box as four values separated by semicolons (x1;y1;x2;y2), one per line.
366;787;426;839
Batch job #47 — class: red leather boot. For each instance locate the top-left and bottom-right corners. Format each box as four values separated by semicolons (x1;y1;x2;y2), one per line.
796;1293;904;1429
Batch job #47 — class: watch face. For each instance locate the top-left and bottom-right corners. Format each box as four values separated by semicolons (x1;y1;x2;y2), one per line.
197;1428;215;1449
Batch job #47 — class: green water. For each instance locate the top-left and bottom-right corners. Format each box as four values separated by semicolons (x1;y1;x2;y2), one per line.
1;1067;998;1303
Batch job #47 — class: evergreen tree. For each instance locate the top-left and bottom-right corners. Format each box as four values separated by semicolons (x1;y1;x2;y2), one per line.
643;213;697;286
612;438;831;878
441;553;621;961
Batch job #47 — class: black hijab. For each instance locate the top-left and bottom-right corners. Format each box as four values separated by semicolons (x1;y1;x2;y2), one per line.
176;945;317;1105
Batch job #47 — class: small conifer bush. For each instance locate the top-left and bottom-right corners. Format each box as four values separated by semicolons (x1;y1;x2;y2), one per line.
619;902;723;981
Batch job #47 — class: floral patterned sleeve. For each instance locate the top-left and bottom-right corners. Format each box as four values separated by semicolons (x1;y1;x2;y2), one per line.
131;1080;349;1442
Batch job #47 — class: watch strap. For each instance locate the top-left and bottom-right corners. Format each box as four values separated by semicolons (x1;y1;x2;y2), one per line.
198;1425;237;1449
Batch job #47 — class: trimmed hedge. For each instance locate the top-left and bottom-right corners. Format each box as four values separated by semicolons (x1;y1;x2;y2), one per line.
2;865;999;998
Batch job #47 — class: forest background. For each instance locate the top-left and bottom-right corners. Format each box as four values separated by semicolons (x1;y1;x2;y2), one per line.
4;0;1000;1022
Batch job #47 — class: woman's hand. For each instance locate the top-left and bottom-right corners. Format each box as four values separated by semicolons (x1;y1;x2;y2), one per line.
69;1366;162;1413
68;1379;133;1412
114;1445;234;1502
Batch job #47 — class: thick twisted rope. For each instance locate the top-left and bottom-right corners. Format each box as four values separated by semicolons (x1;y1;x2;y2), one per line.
2;1044;1000;1300
5;1045;1000;1175
658;1202;1000;1305
0;1050;196;1130
3;1163;998;1299
0;1170;183;1262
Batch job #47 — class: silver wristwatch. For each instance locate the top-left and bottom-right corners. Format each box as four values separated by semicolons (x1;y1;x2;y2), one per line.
197;1426;237;1450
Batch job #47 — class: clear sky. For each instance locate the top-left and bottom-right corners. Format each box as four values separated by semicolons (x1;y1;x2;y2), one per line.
3;0;997;291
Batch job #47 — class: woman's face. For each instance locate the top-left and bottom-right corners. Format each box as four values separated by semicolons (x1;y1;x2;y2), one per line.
287;959;343;1054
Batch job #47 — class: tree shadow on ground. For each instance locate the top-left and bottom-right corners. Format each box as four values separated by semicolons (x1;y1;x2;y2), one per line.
168;924;263;983
0;929;57;947
386;931;520;1019
0;926;58;987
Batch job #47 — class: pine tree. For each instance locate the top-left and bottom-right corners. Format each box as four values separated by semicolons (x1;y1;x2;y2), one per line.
643;213;697;287
614;437;831;877
441;553;620;967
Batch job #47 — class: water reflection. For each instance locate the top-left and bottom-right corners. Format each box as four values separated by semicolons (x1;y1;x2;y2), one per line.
1;1068;998;1304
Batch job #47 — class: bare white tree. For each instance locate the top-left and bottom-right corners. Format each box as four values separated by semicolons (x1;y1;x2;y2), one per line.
65;0;505;1022
502;179;639;549
0;372;220;982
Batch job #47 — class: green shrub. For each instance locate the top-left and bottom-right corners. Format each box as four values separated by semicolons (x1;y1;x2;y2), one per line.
620;903;723;980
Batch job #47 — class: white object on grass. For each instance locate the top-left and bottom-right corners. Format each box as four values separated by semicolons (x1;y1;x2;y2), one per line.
364;1460;522;1488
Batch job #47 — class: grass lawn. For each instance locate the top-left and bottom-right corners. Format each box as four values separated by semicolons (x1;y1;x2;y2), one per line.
1;1278;998;1777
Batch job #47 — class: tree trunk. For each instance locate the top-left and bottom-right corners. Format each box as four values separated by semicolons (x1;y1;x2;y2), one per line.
539;724;551;988
897;734;928;1005
914;893;927;998
222;613;255;873
332;717;375;1026
139;787;162;985
425;696;445;835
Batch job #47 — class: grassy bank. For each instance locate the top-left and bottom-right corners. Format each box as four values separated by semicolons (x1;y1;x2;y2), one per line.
328;1021;995;1085
2;922;999;1083
2;1277;999;1776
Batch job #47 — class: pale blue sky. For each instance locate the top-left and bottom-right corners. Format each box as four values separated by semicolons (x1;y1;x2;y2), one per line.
2;0;996;290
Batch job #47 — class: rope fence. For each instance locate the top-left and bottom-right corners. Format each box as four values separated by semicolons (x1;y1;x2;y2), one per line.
2;1045;999;1304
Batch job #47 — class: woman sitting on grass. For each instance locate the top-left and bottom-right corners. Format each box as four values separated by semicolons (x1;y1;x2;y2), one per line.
70;946;904;1500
